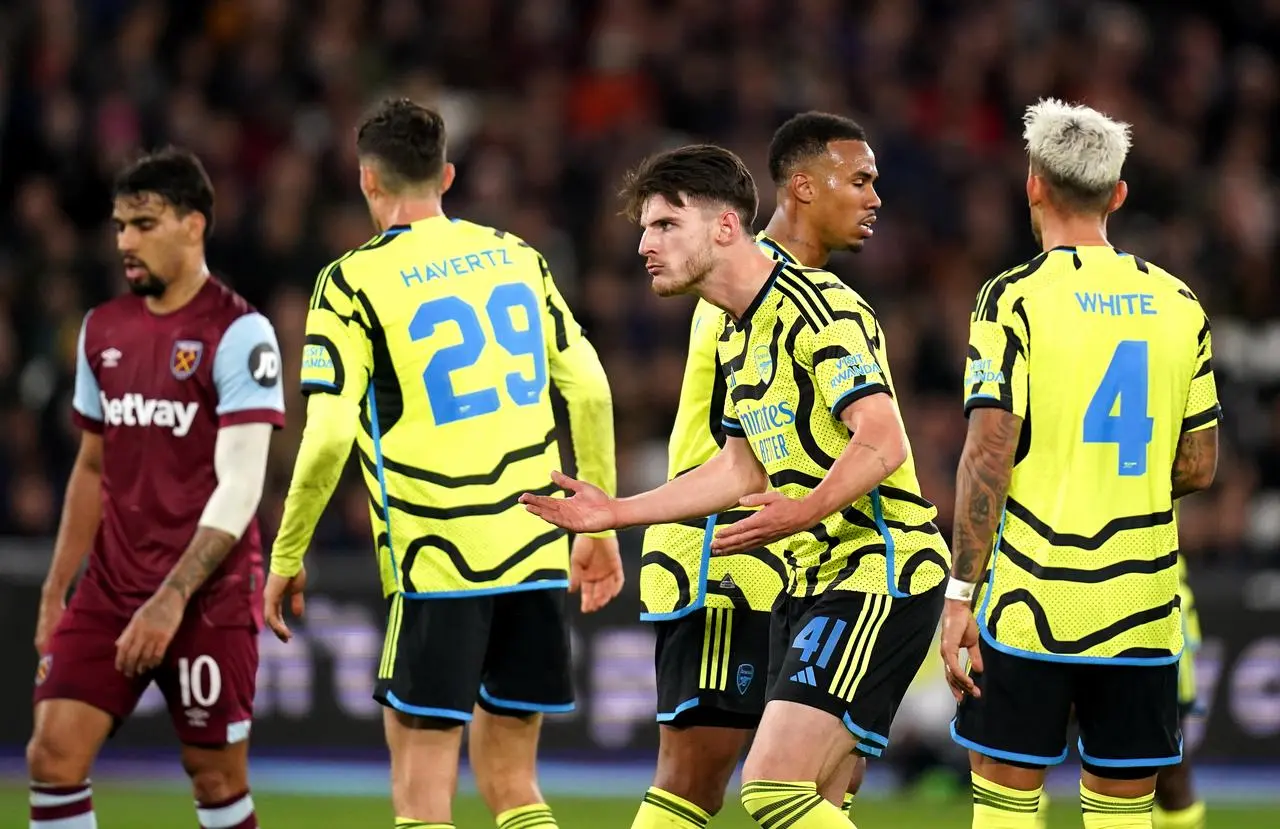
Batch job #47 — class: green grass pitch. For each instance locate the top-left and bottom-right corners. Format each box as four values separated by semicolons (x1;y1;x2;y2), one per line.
2;786;1278;828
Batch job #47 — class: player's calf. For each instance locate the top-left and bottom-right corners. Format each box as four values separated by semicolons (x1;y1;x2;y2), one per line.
182;743;257;829
632;723;751;828
469;708;558;827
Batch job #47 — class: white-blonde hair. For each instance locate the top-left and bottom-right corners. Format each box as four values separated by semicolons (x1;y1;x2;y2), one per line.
1023;98;1132;201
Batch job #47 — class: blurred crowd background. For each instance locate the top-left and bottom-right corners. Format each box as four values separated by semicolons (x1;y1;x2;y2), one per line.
1;0;1277;566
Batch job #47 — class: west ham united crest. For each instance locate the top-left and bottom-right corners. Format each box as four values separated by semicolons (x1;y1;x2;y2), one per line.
171;340;204;380
35;654;51;686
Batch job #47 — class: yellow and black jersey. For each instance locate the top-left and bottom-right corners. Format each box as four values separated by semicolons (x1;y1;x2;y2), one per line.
718;260;949;598
964;245;1220;663
299;217;614;598
638;234;799;619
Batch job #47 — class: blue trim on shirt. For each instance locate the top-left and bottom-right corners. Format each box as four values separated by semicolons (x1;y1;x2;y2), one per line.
870;488;907;598
641;514;715;622
367;388;399;585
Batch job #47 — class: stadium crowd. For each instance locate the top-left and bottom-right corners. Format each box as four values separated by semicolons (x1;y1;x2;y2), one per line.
0;0;1276;563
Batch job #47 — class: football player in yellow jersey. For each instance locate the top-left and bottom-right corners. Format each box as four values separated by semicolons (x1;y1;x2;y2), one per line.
525;144;949;829
940;99;1220;829
632;112;885;829
263;99;624;829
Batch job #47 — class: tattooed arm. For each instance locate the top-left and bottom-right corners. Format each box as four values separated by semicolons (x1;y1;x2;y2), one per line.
951;408;1023;581
939;406;1022;701
1171;427;1218;500
115;423;274;676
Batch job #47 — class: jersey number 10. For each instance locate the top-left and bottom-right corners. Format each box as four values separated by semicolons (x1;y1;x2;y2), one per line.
1083;339;1154;477
410;282;548;426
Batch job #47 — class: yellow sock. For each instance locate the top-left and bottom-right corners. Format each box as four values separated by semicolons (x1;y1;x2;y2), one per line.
1035;791;1050;829
496;802;558;828
395;820;452;829
741;780;850;828
1153;801;1205;829
1081;783;1155;829
842;792;856;824
971;773;1043;828
631;787;710;828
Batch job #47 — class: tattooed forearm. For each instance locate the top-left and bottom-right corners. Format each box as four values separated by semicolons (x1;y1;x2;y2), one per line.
849;440;894;478
161;527;238;601
951;408;1022;582
1171;427;1218;500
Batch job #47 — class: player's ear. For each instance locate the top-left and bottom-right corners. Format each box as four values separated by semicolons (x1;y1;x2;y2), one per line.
359;164;378;200
1025;171;1043;207
790;171;815;205
181;209;206;245
439;162;456;196
1107;179;1128;215
717;208;741;244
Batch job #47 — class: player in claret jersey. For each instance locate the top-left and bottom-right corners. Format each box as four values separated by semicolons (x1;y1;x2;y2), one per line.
941;99;1220;829
29;148;284;829
265;98;622;829
631;112;884;829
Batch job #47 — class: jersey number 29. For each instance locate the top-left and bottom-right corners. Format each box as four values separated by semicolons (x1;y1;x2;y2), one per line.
1083;339;1154;476
410;282;547;426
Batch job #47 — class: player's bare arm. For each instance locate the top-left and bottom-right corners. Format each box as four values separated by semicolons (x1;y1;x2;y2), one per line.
940;406;1022;702
521;436;767;534
711;392;907;555
36;433;104;654
266;393;361;642
116;422;273;676
1171;426;1218;500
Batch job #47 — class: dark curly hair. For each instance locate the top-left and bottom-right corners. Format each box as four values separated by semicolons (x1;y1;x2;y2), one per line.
355;98;447;191
767;112;868;186
618;144;758;231
113;147;215;239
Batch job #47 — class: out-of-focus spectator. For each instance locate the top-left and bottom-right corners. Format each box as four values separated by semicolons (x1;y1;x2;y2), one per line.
0;0;1276;566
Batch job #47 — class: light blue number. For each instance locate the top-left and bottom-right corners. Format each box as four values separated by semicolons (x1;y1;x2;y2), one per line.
487;282;546;407
410;282;548;426
1083;340;1154;476
790;616;848;668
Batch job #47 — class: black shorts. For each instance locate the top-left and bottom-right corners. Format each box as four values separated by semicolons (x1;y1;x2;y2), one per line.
654;606;770;728
952;643;1182;773
768;584;944;758
373;589;574;724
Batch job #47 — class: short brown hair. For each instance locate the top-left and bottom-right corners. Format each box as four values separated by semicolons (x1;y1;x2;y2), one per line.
355;98;447;191
618;144;758;231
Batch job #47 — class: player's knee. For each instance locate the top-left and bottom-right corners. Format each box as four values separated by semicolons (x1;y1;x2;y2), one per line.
26;734;90;785
184;764;244;805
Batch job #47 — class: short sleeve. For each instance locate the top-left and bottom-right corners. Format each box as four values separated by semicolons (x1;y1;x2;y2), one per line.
963;281;1029;419
213;312;286;428
1182;315;1221;433
538;254;585;356
300;261;373;403
721;376;745;438
71;312;103;432
807;297;892;418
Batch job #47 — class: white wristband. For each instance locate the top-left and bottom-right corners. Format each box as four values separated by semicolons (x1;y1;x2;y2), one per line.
945;577;977;602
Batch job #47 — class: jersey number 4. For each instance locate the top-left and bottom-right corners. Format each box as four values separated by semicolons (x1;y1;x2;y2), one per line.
409;282;547;426
1083;339;1154;476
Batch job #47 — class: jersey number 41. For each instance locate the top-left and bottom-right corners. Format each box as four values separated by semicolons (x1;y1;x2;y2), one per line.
409;282;548;426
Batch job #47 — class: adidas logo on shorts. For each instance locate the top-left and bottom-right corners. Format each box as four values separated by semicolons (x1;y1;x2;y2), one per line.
789;666;818;686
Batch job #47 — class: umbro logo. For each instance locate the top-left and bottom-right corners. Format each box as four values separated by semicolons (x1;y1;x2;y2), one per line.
101;348;122;368
719;574;738;590
789;666;818;686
